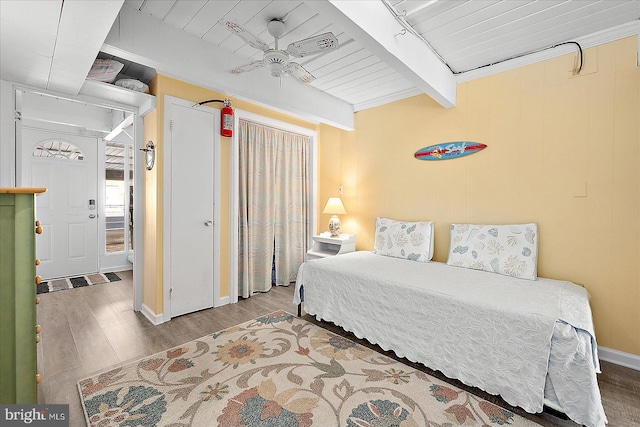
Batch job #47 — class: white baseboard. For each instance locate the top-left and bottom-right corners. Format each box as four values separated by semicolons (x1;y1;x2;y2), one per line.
598;346;640;371
214;295;230;308
141;303;165;326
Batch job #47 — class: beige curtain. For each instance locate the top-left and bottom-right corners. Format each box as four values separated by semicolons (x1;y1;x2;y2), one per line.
238;119;309;298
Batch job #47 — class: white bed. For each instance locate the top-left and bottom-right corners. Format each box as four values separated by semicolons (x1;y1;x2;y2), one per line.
294;251;607;427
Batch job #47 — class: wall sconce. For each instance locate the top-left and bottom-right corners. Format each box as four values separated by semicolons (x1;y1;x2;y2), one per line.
140;140;155;170
323;197;346;237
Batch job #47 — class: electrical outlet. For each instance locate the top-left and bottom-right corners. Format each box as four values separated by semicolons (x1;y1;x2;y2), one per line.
339;185;343;195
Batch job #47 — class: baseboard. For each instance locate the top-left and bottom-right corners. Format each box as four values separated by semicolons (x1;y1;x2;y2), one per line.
598;346;640;371
214;295;230;308
141;303;165;326
100;265;132;274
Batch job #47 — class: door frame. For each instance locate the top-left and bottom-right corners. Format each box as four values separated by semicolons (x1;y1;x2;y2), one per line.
163;95;221;322
8;83;149;313
229;109;318;304
20;126;100;279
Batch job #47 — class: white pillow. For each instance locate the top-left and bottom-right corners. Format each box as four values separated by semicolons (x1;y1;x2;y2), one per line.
447;223;538;280
373;217;434;262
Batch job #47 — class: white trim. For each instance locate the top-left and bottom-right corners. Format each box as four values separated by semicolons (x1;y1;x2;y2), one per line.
80;79;155;116
133;115;144;312
229;114;239;305
99;265;132;274
457;20;640;84
235;110;318;138
217;295;230;307
637;30;640;67
162;98;172;323
0;80;16;186
163;95;221;319
141;302;165;326
230;110;318;304
212;109;223;308
6;80;148;314
598;346;640;371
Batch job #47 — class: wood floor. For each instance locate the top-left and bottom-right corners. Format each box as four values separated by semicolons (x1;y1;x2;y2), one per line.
37;271;640;426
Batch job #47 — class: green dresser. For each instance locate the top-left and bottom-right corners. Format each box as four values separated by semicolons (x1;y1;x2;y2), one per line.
0;187;45;403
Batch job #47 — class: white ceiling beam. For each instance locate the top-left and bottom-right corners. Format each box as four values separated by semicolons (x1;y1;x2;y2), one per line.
103;3;354;130
21;91;113;133
306;0;456;108
105;113;134;141
47;0;125;94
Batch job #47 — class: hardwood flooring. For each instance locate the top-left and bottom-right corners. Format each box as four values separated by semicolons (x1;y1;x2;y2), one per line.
37;271;640;426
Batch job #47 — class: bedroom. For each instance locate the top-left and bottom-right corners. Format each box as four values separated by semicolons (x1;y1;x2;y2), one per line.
0;0;639;426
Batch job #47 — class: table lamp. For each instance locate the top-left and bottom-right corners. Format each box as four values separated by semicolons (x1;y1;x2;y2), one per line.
323;197;346;237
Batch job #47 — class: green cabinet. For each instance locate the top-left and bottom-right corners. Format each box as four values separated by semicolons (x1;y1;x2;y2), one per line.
0;188;45;403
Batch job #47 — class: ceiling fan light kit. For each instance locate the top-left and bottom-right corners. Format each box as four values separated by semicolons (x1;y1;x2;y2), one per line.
220;18;339;84
264;50;288;77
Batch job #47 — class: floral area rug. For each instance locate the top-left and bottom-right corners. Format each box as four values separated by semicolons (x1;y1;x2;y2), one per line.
78;310;541;426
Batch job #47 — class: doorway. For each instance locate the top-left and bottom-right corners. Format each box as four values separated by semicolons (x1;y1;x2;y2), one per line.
21;128;99;279
163;96;220;320
16;89;139;284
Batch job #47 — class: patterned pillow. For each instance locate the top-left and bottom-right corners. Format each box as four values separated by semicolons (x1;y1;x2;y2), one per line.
373;217;434;262
447;223;538;280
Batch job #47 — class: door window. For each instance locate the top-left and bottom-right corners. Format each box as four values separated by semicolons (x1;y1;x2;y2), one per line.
33;140;85;160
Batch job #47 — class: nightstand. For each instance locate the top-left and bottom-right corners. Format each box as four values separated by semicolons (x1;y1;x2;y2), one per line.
307;233;356;260
299;233;357;316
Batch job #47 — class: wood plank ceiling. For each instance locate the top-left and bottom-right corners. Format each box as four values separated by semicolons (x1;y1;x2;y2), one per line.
124;0;639;111
1;0;638;128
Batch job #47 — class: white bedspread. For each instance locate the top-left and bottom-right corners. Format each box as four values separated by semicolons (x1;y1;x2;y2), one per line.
294;251;607;427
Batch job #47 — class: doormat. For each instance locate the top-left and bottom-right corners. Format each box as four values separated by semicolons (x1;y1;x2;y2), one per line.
37;272;121;294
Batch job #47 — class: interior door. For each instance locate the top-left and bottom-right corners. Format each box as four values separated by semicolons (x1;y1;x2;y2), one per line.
169;103;215;317
21;127;98;279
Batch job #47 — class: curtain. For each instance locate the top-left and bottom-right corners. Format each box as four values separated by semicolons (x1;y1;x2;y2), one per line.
238;119;309;298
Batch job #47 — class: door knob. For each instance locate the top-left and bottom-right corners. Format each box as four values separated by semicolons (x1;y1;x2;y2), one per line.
204;220;213;226
89;213;96;219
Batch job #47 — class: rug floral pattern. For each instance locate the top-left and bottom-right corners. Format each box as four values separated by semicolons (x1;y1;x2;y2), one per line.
79;311;540;426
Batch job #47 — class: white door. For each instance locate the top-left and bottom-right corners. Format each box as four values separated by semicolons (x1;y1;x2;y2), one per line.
21;128;99;279
169;103;216;317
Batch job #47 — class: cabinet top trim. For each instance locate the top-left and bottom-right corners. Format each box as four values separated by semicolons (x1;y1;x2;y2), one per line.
0;187;46;194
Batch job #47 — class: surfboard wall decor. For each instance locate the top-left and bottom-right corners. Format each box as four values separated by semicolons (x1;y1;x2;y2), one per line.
414;142;486;161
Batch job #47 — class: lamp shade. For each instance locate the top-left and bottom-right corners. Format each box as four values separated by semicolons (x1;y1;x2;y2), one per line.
322;197;346;215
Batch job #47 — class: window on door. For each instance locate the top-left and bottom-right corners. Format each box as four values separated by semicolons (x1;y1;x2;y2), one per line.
105;141;134;253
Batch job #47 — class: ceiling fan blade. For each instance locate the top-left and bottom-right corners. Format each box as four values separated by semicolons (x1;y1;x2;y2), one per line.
285;62;315;83
220;20;270;52
286;32;338;57
228;61;264;74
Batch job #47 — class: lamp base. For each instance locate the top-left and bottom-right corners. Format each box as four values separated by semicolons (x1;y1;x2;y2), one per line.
328;215;341;237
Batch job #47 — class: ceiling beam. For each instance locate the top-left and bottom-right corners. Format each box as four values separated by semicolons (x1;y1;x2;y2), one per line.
21;91;113;133
103;3;354;130
105;113;134;141
47;0;125;94
306;0;456;108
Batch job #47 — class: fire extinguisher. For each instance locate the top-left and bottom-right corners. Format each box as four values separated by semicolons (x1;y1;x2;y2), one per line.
221;99;234;137
196;98;234;137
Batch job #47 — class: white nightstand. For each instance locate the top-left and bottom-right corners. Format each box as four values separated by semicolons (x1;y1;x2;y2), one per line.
307;233;357;260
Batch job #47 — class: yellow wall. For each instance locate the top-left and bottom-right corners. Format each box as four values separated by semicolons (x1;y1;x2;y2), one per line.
326;37;640;355
142;75;316;314
142;106;159;312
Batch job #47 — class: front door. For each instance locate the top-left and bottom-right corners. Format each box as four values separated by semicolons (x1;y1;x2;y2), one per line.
21;127;98;279
168;101;216;317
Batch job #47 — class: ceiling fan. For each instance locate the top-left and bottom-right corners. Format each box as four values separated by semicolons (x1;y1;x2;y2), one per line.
220;18;339;83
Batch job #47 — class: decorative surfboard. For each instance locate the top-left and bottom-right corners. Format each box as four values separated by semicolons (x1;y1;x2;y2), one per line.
414;141;486;161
